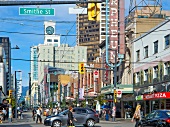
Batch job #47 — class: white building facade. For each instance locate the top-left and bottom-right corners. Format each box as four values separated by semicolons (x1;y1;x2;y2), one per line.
132;20;170;114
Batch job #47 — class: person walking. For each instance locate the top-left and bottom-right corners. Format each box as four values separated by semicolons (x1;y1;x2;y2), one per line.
2;108;6;121
131;104;141;127
54;107;59;115
32;108;36;121
67;106;77;127
36;107;42;124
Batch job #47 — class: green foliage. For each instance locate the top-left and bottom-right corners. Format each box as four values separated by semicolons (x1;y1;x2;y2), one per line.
97;94;105;105
61;98;66;108
11;96;16;108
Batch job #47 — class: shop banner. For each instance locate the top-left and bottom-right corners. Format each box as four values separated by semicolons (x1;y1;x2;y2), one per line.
143;92;170;100
135;95;143;100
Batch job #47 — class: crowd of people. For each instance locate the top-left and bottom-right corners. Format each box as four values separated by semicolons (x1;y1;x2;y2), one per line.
32;106;61;124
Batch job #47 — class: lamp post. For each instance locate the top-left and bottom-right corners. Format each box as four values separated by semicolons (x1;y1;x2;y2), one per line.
15;70;21;119
28;73;31;109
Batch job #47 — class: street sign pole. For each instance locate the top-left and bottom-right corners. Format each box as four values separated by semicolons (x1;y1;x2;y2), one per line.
112;50;117;122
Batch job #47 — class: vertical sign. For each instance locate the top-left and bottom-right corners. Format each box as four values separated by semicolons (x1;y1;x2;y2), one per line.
109;0;119;63
102;52;111;83
119;0;125;54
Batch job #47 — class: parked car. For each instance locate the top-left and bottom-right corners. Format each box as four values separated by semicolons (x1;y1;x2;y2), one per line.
44;107;99;127
23;109;28;112
138;109;170;127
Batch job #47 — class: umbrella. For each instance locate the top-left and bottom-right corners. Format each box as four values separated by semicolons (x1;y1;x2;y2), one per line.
101;105;110;109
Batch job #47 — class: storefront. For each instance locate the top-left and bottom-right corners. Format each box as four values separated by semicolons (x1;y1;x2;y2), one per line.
143;92;170;115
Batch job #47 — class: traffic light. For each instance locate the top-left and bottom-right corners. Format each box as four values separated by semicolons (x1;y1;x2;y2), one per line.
79;63;85;74
88;3;100;21
114;90;117;103
114;90;117;98
0;86;2;91
9;90;13;97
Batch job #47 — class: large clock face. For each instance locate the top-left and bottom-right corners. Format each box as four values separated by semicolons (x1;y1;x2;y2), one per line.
46;26;54;35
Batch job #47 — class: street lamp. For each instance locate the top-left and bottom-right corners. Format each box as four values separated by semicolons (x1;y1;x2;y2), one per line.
15;70;21;119
11;45;20;49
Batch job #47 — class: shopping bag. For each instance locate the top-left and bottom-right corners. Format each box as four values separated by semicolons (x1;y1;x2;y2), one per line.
68;123;75;127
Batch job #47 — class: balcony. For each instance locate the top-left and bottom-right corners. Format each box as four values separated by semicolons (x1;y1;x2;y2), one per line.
144;81;148;85
163;75;170;82
153;78;159;84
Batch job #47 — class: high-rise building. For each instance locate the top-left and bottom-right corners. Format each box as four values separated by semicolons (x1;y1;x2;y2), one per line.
76;4;100;63
30;46;39;106
0;37;11;93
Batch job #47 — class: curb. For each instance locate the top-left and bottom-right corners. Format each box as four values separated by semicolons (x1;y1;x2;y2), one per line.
99;121;122;124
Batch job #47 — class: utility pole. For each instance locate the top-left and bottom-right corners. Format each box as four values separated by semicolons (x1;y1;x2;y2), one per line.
77;72;80;107
15;71;17;119
28;73;31;109
112;50;117;122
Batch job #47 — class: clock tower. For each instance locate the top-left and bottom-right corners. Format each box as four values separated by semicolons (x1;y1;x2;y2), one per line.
44;21;60;46
44;21;56;35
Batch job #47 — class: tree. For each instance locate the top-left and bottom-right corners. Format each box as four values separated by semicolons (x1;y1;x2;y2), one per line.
97;93;105;105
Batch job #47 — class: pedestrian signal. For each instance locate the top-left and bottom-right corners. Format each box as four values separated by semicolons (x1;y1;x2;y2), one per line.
79;63;85;74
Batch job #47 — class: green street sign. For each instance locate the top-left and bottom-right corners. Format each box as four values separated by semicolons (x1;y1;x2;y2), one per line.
19;8;55;16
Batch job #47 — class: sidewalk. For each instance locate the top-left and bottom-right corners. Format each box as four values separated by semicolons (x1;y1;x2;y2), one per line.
100;118;131;124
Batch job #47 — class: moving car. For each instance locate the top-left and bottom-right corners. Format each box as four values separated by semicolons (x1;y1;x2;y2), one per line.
139;109;170;127
44;107;99;127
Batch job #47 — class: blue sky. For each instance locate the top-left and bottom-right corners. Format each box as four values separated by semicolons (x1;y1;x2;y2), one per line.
0;0;169;86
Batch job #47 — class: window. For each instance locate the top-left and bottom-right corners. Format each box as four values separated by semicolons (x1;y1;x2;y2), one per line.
137;72;140;83
136;50;140;61
144;46;148;58
165;63;170;75
47;39;52;42
54;39;58;42
154;66;158;78
165;34;170;48
144;70;148;81
81;109;87;114
146;111;156;119
154;40;158;54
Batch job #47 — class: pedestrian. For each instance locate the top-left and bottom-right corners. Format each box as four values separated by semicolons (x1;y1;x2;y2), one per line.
54;107;59;115
36;107;42;124
48;108;52;116
131;104;141;127
67;106;77;127
105;108;110;121
0;109;3;124
32;108;36;121
2;108;6;121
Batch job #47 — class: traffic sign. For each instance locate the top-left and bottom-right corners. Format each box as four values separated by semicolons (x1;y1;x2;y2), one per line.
93;70;98;78
116;90;122;98
19;8;55;16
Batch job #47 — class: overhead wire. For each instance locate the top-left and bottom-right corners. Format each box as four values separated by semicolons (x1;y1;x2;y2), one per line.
0;25;170;36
